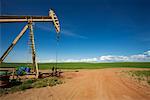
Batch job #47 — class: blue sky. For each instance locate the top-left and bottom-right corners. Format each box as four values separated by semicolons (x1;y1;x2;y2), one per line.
0;0;150;62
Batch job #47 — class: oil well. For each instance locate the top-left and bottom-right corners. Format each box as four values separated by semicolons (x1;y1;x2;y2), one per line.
0;9;60;78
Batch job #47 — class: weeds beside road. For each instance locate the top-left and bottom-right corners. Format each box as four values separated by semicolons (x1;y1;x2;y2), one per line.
0;77;63;96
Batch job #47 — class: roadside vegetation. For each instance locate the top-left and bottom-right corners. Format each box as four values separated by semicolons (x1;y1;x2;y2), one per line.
124;70;150;85
1;62;150;69
0;77;63;96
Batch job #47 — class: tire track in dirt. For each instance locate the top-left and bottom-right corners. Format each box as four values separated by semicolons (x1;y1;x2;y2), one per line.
70;71;99;100
118;75;150;100
100;69;150;100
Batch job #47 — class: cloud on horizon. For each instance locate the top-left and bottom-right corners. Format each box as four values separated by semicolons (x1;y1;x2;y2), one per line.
39;50;150;63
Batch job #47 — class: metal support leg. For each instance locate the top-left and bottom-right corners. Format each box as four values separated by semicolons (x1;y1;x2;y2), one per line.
28;22;39;78
0;25;28;63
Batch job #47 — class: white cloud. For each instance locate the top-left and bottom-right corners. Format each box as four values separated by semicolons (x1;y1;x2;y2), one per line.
98;51;150;62
99;55;129;62
144;50;150;56
130;54;147;60
58;58;97;62
80;58;98;62
35;24;88;39
38;50;150;63
62;59;80;62
38;59;56;63
62;29;88;39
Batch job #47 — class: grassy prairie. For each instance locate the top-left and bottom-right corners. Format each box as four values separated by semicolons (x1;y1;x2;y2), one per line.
0;62;150;69
125;70;150;85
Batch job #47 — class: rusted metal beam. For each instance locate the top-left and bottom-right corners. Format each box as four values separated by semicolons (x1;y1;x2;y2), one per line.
0;16;52;19
0;16;52;22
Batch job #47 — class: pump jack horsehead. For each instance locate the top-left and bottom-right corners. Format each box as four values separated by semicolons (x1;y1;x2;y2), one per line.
0;9;60;78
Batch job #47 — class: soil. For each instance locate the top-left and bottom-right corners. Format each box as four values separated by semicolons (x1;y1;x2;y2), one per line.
1;68;150;100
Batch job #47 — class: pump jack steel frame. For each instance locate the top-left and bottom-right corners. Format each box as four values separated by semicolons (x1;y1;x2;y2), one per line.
0;9;60;78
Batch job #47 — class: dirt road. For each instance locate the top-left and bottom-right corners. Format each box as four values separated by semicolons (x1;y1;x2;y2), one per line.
1;68;150;100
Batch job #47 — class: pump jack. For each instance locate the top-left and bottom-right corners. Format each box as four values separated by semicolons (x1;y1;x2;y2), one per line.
0;9;60;78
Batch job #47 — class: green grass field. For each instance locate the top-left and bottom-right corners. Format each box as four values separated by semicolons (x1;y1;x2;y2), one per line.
0;62;150;69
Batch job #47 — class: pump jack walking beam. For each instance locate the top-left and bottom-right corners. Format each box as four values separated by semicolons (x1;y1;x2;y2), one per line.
0;16;52;22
